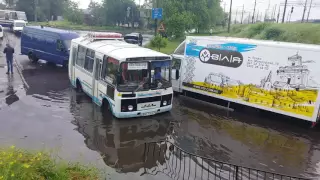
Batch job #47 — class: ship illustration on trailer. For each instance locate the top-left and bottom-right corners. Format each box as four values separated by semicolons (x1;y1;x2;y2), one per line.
193;53;320;117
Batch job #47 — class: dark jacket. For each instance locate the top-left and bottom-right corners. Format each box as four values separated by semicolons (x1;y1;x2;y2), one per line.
3;46;14;60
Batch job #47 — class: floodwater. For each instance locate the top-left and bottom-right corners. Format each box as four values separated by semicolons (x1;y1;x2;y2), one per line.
0;30;319;180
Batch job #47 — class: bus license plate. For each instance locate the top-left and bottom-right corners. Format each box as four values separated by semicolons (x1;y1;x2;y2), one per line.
142;111;156;116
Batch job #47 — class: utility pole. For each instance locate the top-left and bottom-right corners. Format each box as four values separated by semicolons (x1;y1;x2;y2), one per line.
227;0;233;33
154;0;159;36
248;12;251;24
252;0;257;23
307;0;313;22
265;0;270;21
301;0;308;22
277;5;280;23
282;0;288;23
132;5;134;28
34;0;38;22
241;4;244;24
289;6;294;22
272;5;277;20
234;9;238;24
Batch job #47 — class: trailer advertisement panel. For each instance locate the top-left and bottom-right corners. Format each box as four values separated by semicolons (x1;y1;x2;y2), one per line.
182;37;320;122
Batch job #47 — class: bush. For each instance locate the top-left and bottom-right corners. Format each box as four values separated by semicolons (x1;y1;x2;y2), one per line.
150;35;168;51
0;146;99;180
263;27;284;40
247;23;270;38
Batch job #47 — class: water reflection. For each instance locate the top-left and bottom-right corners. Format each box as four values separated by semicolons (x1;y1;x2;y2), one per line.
171;97;315;178
69;90;174;173
5;74;19;105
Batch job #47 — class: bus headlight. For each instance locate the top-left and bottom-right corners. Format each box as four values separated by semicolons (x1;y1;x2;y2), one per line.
128;105;134;111
163;101;167;106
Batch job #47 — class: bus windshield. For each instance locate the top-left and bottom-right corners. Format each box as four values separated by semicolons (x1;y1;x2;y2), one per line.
14;22;25;27
118;60;171;92
17;12;27;21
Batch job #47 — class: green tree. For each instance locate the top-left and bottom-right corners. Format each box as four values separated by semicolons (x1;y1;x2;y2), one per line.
4;0;15;8
150;35;168;51
161;0;224;37
63;0;83;24
103;0;139;26
15;0;66;21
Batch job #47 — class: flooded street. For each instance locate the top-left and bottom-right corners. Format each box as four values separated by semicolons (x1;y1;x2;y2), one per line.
0;31;320;179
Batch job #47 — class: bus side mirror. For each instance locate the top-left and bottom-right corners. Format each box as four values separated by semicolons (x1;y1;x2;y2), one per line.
176;70;180;79
171;69;180;80
116;72;121;84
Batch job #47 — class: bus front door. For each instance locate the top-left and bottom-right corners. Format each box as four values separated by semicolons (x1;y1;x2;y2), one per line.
93;55;103;106
69;45;78;87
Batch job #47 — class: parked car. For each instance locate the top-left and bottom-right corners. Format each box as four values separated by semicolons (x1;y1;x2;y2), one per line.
21;26;80;66
124;32;143;46
0;25;3;40
10;20;27;33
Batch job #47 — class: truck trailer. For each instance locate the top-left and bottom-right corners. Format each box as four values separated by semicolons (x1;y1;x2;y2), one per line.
171;36;320;124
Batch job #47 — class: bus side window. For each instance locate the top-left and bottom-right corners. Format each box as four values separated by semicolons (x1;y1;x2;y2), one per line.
95;58;102;80
84;49;95;73
76;46;86;67
101;56;119;85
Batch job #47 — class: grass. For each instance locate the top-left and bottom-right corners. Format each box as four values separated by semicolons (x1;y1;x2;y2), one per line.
148;23;320;54
146;39;182;54
220;23;320;44
28;20;152;34
0;146;100;180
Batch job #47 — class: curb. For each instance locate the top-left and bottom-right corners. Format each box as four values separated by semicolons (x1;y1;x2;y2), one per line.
13;57;29;89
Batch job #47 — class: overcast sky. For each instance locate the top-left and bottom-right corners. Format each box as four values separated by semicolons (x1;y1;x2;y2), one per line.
75;0;320;22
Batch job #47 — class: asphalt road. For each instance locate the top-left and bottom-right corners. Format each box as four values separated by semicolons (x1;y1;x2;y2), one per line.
0;30;320;179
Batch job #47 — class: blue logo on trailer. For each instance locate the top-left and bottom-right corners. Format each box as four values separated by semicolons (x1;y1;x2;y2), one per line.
185;42;257;57
152;8;163;19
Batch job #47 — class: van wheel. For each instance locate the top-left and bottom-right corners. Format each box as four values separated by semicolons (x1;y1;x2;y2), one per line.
76;80;83;93
28;53;39;63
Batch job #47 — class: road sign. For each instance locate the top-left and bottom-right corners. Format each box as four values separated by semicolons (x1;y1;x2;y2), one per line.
152;8;163;20
158;22;165;32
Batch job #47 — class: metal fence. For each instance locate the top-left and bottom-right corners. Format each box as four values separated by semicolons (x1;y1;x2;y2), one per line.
143;141;309;180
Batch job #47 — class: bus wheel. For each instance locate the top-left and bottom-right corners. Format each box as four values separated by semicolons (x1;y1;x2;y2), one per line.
101;99;111;113
76;80;83;93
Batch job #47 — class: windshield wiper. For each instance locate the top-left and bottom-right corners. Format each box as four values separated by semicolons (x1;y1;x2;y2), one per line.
134;82;150;93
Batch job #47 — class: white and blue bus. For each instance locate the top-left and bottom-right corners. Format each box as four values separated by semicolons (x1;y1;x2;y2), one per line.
68;32;173;118
0;10;27;27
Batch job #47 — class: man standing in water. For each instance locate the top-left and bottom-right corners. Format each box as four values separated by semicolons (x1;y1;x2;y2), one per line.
3;43;14;74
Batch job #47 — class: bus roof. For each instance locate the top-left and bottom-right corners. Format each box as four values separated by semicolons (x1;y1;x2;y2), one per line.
73;37;170;61
25;26;79;40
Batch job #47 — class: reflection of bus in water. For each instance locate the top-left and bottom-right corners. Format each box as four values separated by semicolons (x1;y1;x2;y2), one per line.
69;90;173;173
0;10;27;27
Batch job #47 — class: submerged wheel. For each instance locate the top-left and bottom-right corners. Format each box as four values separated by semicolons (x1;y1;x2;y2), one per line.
76;80;82;92
101;99;111;113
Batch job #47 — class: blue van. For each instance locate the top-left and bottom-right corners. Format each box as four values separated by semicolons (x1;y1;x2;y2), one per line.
21;26;80;66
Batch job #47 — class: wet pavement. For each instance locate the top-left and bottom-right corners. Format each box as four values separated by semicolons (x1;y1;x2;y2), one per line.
0;30;320;179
